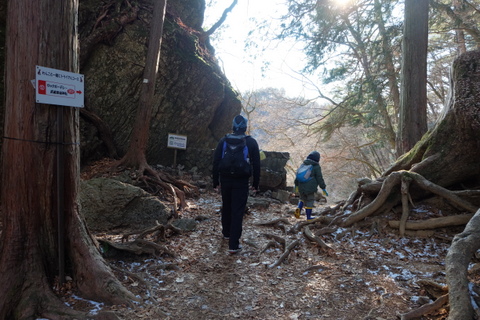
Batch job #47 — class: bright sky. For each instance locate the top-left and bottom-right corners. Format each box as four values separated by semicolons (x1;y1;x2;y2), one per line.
204;0;320;98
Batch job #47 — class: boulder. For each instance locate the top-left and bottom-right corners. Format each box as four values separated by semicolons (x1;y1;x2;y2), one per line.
80;178;171;233
259;151;290;191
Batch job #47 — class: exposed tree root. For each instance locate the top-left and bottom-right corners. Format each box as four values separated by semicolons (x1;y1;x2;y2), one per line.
445;209;480;319
303;226;332;250
260;240;282;254
100;219;193;259
289;215;330;234
303;264;331;273
399;175;413;236
268;239;300;269
262;233;286;251
110;265;158;303
399;294;448;320
122;223;167;242
17;275;120;320
341;170;478;229
389;214;474;230
109;159;198;211
417;279;449;298
342;171;402;226
255;218;291;227
98;238;176;257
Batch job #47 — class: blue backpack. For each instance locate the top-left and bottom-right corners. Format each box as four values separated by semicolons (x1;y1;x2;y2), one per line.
218;134;251;178
296;163;313;183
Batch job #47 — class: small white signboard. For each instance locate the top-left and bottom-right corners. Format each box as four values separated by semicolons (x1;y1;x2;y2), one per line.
35;65;84;108
167;134;187;150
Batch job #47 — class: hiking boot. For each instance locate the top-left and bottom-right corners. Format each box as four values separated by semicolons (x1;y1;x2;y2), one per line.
228;246;242;254
294;208;301;219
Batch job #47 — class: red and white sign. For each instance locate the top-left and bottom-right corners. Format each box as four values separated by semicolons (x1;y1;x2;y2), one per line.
35;66;84;108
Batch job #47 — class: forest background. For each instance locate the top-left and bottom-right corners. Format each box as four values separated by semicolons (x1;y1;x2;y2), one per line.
2;0;480;319
203;0;479;201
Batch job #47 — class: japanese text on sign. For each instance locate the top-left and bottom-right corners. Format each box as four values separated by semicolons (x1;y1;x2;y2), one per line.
35;66;84;108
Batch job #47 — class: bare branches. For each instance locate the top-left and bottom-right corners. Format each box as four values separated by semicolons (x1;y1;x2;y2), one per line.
203;0;238;38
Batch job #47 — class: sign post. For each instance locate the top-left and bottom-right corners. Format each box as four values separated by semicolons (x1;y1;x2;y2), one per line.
36;66;84;286
167;133;187;167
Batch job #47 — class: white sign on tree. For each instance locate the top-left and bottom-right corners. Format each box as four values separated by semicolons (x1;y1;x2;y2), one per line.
35;65;84;108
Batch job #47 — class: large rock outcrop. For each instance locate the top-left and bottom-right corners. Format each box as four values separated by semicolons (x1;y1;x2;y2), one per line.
78;0;241;173
259;151;290;191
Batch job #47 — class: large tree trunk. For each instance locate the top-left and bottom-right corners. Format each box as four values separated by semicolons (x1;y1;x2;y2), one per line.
386;49;480;188
338;49;480;318
0;1;135;319
396;0;428;156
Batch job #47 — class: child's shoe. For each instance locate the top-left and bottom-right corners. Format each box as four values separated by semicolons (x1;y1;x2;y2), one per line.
294;208;301;219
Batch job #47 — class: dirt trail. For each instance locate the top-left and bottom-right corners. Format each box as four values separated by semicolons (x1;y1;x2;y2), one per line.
80;191;450;319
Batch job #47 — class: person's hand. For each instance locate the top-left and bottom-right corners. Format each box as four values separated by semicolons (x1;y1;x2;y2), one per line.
250;186;258;197
214;185;221;194
322;188;328;196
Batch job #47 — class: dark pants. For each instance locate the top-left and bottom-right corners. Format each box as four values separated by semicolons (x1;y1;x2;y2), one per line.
220;176;249;250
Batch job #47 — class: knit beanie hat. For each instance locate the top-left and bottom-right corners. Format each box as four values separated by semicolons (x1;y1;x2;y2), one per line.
307;151;320;163
232;115;248;133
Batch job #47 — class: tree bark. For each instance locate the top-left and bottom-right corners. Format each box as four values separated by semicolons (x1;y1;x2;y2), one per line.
0;0;135;318
396;0;428;156
117;0;167;170
445;209;480;320
385;49;480;189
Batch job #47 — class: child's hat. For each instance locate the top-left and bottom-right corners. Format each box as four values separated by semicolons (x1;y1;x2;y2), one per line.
307;151;320;162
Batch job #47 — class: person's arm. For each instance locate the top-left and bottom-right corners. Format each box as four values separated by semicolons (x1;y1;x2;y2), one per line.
315;165;326;190
212;138;224;188
247;137;261;190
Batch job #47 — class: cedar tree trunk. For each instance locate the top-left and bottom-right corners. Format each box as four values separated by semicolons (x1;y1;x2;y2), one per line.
386;49;480;188
396;0;429;156
0;1;135;319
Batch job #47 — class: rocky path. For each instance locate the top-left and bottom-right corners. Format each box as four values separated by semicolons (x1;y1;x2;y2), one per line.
74;191;450;319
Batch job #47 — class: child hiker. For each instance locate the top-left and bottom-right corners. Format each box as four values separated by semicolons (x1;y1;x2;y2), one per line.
294;151;328;220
